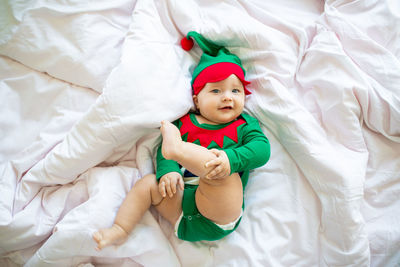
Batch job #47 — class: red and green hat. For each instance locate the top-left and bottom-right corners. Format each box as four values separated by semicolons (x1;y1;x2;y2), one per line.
181;31;251;95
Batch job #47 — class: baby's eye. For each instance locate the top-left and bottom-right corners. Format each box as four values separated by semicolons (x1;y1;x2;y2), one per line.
232;89;241;93
210;89;220;93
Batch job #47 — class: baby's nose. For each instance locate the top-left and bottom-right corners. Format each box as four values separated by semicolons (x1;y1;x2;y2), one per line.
222;93;233;101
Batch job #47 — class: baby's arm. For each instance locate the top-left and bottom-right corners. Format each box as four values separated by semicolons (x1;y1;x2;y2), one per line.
225;118;270;173
206;116;270;178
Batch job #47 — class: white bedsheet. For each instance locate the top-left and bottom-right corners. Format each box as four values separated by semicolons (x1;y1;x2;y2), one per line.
1;0;399;266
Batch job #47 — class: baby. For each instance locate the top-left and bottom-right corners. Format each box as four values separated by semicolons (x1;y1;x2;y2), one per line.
93;31;270;248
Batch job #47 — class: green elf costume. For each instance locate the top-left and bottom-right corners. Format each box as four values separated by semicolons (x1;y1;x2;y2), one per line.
156;31;271;242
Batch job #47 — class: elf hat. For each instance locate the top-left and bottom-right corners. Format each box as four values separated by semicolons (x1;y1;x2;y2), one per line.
181;31;251;95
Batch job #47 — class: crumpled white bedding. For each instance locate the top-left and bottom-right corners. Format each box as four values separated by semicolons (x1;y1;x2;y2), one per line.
0;0;399;266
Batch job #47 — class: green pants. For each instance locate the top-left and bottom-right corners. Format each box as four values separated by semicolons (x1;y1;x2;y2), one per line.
175;185;241;242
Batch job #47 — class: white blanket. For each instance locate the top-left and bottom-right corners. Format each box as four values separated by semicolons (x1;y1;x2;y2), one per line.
1;0;399;266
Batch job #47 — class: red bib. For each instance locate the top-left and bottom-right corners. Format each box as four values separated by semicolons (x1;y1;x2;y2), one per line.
179;114;245;148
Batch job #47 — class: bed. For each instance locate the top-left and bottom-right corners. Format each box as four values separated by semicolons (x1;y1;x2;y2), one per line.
1;0;399;266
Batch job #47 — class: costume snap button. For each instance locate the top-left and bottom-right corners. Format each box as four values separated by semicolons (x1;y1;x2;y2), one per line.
196;214;201;218
188;216;192;220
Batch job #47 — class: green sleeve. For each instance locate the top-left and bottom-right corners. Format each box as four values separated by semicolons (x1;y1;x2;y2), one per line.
223;115;270;174
155;119;182;181
156;145;182;181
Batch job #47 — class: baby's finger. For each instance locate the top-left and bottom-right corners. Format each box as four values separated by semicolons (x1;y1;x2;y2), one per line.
214;171;226;180
178;177;185;190
212;166;227;179
205;149;222;167
206;168;219;179
159;182;167;197
218;169;231;179
209;148;221;155
205;158;221;168
165;181;174;198
170;178;177;194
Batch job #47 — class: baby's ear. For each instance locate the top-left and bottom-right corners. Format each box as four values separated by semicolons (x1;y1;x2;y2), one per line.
192;95;199;108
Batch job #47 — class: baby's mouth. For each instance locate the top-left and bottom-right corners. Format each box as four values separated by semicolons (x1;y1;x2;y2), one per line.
219;106;233;110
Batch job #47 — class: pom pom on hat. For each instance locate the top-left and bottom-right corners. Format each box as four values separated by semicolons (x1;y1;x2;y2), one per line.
181;37;194;51
181;31;251;95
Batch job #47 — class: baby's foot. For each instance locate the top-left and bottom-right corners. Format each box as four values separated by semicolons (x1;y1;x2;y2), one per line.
160;120;183;160
93;224;128;250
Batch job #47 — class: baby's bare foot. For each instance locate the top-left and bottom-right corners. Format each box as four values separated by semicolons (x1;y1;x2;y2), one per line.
93;224;128;250
160;120;183;160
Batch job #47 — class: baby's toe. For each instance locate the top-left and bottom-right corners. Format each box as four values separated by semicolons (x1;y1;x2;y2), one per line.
93;231;103;242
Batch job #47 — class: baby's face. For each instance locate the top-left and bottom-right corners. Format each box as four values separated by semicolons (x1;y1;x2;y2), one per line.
193;74;245;125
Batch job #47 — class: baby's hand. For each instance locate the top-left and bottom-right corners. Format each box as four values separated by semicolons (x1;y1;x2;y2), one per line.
204;149;231;180
159;172;184;198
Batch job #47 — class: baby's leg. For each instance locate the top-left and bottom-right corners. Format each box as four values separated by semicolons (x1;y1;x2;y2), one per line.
196;173;243;224
160;120;217;178
160;120;243;224
93;224;128;250
93;174;182;250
